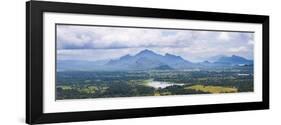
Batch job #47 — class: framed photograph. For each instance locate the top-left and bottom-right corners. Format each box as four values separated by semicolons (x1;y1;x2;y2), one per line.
26;1;269;124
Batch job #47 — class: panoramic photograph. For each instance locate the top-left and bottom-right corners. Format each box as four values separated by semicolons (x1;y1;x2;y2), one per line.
55;24;254;100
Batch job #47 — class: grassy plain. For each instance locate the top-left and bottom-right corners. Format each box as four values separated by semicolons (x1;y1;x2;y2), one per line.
185;85;238;94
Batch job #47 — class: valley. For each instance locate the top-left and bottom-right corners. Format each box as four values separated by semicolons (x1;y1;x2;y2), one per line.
56;65;253;100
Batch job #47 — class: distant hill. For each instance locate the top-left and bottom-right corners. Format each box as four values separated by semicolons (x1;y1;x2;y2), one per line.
199;55;253;67
152;65;174;70
205;55;226;63
214;55;253;65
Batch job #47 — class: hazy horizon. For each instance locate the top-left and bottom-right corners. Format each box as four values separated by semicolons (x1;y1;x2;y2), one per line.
57;48;253;63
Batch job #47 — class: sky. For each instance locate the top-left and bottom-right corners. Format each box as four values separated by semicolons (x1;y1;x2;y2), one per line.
57;25;254;62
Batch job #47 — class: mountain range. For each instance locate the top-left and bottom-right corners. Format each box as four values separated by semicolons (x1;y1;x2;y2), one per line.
57;49;253;71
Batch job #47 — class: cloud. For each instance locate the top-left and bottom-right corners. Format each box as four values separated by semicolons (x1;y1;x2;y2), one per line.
248;40;254;45
57;25;195;49
228;46;248;52
57;25;254;62
57;48;142;61
218;32;230;41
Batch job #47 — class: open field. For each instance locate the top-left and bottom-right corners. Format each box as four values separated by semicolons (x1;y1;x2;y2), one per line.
185;85;238;94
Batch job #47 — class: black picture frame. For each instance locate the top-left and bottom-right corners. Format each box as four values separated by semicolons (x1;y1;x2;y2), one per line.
26;1;269;124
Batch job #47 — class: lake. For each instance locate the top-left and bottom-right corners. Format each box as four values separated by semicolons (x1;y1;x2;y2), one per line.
146;81;185;89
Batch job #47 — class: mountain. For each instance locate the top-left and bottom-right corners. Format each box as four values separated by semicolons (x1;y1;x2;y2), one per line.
106;49;194;70
106;49;164;70
57;50;253;71
214;55;253;65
